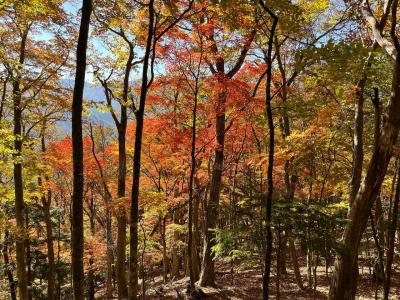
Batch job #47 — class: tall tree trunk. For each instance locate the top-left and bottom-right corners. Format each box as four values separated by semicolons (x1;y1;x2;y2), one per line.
39;135;56;300
384;156;400;299
171;210;181;279
275;39;302;287
198;92;225;286
44;194;55;300
71;1;92;299
198;24;256;289
328;52;400;300
25;209;32;300
161;217;168;282
349;78;366;207
116;105;128;300
259;2;278;299
115;31;133;300
129;1;154;298
188;75;199;288
13;27;29;300
192;190;201;281
2;230;17;300
0;75;8;123
106;211;114;299
88;197;96;300
289;239;304;290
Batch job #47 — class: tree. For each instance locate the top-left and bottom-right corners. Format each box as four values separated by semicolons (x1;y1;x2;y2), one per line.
198;1;256;286
258;1;278;298
329;1;400;298
71;1;92;299
92;2;143;295
128;1;193;298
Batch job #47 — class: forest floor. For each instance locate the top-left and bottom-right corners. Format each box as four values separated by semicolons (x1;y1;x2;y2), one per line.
142;261;400;300
97;260;400;299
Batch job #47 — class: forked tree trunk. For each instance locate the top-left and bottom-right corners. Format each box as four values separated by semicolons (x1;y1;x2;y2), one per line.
199;24;256;288
329;52;400;300
115;29;133;300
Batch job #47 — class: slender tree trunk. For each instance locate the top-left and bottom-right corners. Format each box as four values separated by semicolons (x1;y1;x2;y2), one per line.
44;195;56;300
192;190;201;280
115;33;133;300
275;41;302;287
171;211;180;279
349;77;366;207
71;1;92;299
199;92;226;286
106;211;113;299
384;157;400;299
289;239;304;290
129;1;154;298
188;80;199;287
260;3;278;298
161;217;168;282
115;126;128;299
13;28;29;300
199;18;255;287
88;197;96;300
263;63;275;300
328;53;400;300
39;135;56;300
0;76;8;123
57;214;62;300
2;230;17;300
25;209;32;300
90;125;114;299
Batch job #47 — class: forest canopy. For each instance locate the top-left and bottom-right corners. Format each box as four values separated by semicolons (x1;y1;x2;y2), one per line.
1;0;400;299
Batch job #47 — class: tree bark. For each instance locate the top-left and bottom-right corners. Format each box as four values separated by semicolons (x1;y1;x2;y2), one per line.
199;91;225;286
384;156;400;299
289;239;304;290
161;217;168;282
171;211;181;279
43;194;56;300
71;1;92;299
129;1;154;298
199;23;256;288
349;78;366;207
116;29;133;300
13;27;29;300
2;230;17;300
188;69;199;287
39;135;56;300
258;2;278;299
0;75;9;123
328;52;400;300
87;196;96;300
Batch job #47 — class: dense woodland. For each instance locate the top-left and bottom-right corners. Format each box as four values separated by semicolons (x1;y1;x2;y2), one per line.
1;0;400;299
